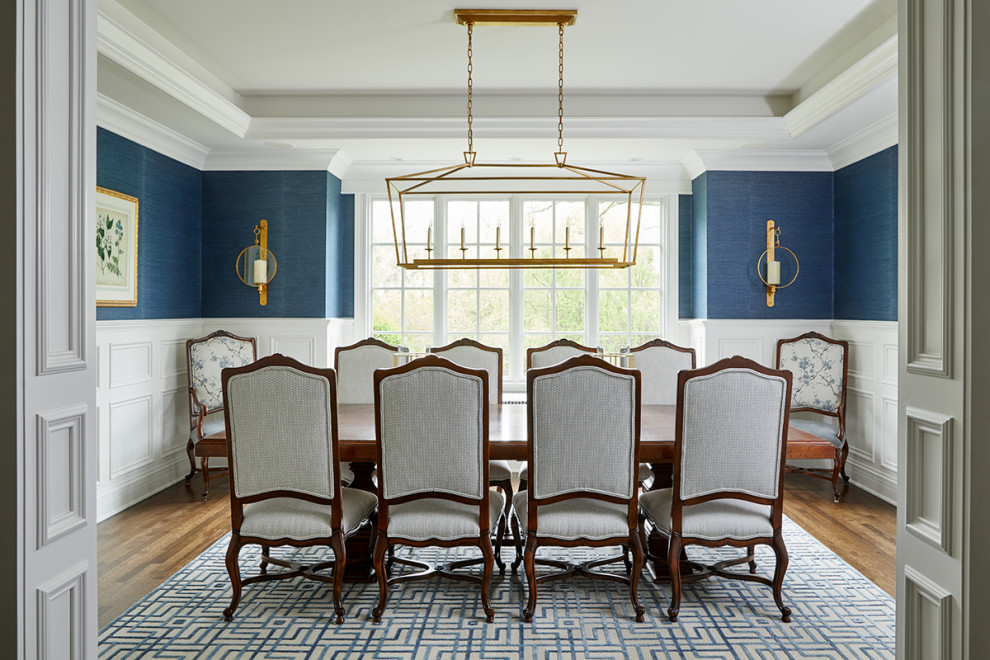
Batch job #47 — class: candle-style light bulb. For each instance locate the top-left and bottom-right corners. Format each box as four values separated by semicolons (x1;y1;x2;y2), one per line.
460;223;466;251
598;219;605;250
529;219;535;252
495;222;501;251
426;222;432;252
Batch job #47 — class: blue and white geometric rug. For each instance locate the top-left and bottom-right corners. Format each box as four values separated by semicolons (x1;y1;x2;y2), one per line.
99;517;894;659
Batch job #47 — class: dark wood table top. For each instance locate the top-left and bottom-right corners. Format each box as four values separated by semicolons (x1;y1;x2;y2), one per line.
334;403;821;463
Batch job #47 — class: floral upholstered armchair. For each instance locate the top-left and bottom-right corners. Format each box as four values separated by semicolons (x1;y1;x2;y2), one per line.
775;331;850;501
185;330;257;499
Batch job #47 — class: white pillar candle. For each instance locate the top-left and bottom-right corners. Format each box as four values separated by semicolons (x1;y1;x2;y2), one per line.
253;259;268;285
767;260;781;285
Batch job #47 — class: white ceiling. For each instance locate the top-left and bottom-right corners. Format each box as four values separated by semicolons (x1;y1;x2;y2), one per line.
96;0;899;184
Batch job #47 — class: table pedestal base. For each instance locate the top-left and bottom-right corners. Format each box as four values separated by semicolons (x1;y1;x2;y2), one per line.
342;461;377;582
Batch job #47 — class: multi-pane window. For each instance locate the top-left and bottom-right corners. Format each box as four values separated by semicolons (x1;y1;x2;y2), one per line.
368;196;665;383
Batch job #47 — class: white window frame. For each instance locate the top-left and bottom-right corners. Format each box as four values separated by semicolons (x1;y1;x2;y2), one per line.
354;192;679;390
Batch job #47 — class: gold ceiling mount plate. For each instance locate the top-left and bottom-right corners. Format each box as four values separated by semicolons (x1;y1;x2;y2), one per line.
454;9;577;27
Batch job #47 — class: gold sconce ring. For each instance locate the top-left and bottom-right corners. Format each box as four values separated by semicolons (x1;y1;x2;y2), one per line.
235;247;278;287
756;247;799;289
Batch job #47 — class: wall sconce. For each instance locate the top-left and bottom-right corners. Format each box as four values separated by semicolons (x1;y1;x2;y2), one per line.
235;219;277;306
757;219;798;307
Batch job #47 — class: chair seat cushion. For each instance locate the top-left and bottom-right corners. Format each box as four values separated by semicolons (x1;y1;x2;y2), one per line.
512;492;630;541
240;488;377;541
387;491;505;542
489;460;512;483
190;413;225;443
519;463;653;485
639;488;773;542
789;418;843;447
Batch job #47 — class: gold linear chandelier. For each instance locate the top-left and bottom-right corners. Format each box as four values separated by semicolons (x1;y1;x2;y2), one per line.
385;9;645;270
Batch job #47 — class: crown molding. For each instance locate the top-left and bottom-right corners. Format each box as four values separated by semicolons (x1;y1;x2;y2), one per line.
340;159;691;195
97;94;209;169
683;149;834;179
784;36;898;138
204;148;354;178
248;115;789;142
97;12;251;138
827;113;898;170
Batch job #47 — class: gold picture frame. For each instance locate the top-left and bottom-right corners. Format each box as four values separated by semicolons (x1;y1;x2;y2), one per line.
96;187;139;307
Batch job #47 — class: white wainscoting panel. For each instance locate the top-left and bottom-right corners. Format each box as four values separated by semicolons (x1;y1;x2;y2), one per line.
679;319;898;504
36;406;88;548
96;318;356;521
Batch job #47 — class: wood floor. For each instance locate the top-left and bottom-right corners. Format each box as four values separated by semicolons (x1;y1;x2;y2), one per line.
97;473;896;628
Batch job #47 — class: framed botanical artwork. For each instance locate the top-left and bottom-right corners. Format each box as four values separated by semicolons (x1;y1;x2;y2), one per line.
96;187;139;306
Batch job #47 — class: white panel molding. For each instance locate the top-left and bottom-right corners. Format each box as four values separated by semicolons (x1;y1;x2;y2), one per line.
716;338;763;364
846;387;876;463
846;339;877;380
161;386;189;458
827;113;899;170
37;1;87;376
882;342;898;385
96;12;250;137
269;335;316;365
903;565;952;660
108;341;152;388
107;395;154;479
784;36;898;138
36;562;88;660
160;339;187;380
882;395;898;471
97;94;208;170
36;406;88;548
903;0;953;379
904;407;953;554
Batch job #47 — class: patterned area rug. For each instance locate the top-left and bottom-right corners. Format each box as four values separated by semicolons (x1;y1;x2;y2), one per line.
99;517;894;659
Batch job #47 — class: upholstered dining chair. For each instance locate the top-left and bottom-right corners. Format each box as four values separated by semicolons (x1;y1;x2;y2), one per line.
429;337;519;571
515;354;645;623
622;338;697;487
371;355;504;623
220;354;377;624
185;329;256;500
334;337;408;486
518;338;601;492
775;331;850;501
639;355;793;622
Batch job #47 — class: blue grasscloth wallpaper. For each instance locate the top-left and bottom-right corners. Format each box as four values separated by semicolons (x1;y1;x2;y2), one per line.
677;194;694;319
202;170;332;318
834;146;898;321
96;128;203;319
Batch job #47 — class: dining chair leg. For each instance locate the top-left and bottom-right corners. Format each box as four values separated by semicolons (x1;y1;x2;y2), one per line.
770;533;792;622
839;442;851;482
184;438;197;483
510;514;523;572
629;531;646;622
831;447;842;502
330;531;347;625
371;532;390;623
479;533;496;623
666;535;683;622
200;456;211;501
747;544;757;574
259;545;270;574
222;534;243;622
522;535;539;622
493;512;506;575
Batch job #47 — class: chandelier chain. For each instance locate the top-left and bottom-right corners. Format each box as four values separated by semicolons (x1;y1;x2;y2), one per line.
467;22;474;155
557;22;565;153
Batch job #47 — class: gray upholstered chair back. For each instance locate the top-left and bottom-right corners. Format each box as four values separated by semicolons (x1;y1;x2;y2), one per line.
377;365;486;500
225;365;335;500
530;365;637;500
189;335;255;412
625;345;695;405
530;345;594;370
337;343;406;404
679;367;788;501
431;344;500;404
778;337;845;413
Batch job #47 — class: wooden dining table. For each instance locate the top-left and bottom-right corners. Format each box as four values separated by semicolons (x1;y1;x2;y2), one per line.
206;402;822;581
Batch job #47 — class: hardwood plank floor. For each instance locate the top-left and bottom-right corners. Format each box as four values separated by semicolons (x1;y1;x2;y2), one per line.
97;472;896;628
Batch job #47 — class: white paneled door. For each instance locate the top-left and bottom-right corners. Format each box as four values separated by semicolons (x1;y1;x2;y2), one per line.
898;0;990;657
15;0;98;658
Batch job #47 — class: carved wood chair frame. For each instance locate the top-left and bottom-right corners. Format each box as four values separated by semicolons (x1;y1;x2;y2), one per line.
371;354;500;623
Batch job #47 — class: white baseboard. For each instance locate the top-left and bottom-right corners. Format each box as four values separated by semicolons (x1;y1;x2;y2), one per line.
97;452;190;521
